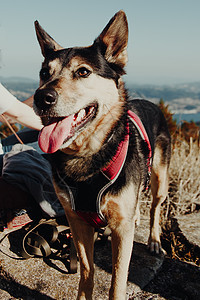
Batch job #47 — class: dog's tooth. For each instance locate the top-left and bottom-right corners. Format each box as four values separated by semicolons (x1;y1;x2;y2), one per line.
76;109;86;123
71;108;88;128
76;114;82;123
80;109;86;119
89;106;94;113
72;114;77;126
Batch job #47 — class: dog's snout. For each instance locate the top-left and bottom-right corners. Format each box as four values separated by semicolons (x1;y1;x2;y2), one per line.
34;89;58;109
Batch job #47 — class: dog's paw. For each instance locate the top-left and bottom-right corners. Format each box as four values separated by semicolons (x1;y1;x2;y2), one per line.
147;239;166;255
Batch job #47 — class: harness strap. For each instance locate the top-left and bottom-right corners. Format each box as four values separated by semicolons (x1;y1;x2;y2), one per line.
101;110;152;180
61;110;152;229
76;211;107;228
101;123;129;180
128;110;152;175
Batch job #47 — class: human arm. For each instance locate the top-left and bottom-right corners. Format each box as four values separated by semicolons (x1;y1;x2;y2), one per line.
0;83;42;130
23;95;35;107
3;97;42;130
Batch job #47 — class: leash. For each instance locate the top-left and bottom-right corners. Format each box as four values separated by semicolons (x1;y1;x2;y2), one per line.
21;218;78;273
1;114;24;145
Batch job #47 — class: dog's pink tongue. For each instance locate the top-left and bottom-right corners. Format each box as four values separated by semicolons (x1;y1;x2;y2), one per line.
38;115;74;153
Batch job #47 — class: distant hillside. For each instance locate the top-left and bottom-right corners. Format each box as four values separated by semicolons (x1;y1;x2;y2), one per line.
0;77;39;101
127;82;200;122
0;76;38;83
127;82;200;102
1;77;200;121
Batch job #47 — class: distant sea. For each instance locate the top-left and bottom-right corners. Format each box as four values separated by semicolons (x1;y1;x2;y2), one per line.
174;113;200;123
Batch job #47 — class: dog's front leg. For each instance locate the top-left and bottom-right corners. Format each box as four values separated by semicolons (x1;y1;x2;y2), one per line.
109;223;135;300
65;207;95;300
103;184;137;300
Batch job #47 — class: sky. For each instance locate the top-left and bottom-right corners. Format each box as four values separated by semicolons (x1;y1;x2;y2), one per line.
0;0;200;85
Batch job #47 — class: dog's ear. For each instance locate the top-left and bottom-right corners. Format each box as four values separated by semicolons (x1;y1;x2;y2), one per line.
95;10;128;68
34;21;63;57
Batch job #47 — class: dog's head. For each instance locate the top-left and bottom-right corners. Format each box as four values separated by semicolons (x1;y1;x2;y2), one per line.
34;11;128;154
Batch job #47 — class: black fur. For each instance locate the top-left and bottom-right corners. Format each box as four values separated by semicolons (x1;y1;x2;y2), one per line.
40;44;122;87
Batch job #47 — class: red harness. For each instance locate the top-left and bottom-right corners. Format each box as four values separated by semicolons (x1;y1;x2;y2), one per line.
74;110;152;228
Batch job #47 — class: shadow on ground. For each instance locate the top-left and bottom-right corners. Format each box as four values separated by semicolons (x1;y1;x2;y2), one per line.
94;239;200;300
0;272;55;300
0;222;199;299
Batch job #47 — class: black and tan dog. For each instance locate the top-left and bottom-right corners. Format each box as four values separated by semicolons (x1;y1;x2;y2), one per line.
34;11;171;300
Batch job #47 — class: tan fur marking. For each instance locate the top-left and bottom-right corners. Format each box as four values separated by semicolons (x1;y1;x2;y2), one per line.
101;182;138;230
53;181;71;211
106;201;124;226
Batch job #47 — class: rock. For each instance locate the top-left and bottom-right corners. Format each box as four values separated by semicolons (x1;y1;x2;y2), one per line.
129;243;164;289
177;211;200;248
145;256;200;300
161;212;200;267
134;216;150;245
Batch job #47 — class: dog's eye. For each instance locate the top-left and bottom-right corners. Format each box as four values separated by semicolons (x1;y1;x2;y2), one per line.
40;68;50;81
76;67;91;78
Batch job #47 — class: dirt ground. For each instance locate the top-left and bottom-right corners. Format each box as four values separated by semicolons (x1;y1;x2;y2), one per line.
0;238;199;300
0;214;199;299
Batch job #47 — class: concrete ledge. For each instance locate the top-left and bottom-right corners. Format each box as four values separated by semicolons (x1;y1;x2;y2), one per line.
177;212;200;248
0;216;164;299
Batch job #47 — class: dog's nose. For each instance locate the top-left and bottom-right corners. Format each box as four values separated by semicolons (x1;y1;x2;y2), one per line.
34;89;58;109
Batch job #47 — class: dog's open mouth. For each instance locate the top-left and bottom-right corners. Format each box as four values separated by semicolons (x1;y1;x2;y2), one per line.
38;103;98;153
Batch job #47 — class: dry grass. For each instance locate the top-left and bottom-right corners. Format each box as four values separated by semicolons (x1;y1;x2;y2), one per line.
156;138;200;264
168;138;200;217
140;137;200;265
141;137;200;221
161;218;200;266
